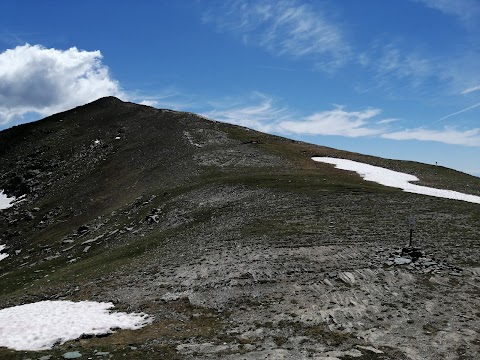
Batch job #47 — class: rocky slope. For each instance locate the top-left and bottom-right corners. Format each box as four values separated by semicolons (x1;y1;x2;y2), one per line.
0;97;479;359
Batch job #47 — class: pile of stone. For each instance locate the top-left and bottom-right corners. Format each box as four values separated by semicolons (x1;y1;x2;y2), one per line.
383;247;463;276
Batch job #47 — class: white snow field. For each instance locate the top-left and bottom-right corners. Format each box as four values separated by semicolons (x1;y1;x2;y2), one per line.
0;300;152;351
312;157;480;204
0;244;8;262
0;190;15;210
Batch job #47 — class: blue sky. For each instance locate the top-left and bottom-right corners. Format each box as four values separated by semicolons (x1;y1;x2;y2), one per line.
1;0;479;176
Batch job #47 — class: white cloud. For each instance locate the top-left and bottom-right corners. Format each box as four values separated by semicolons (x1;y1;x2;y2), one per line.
202;92;291;133
278;107;385;137
382;127;480;146
462;85;480;94
0;44;125;125
203;0;350;70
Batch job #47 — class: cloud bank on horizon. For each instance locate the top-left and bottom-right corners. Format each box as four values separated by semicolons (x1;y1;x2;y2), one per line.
202;93;480;147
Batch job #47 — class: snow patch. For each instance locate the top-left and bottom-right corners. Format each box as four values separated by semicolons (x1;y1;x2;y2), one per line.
0;244;8;262
0;190;15;210
0;300;152;351
313;157;480;204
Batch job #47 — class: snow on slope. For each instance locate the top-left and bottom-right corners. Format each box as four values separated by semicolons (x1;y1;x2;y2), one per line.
0;301;152;351
0;190;15;210
0;244;8;262
312;157;480;204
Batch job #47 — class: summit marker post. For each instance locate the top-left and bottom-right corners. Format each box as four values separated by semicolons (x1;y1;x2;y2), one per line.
407;216;416;247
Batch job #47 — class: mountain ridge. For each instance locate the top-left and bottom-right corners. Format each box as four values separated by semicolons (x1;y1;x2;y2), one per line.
0;97;479;359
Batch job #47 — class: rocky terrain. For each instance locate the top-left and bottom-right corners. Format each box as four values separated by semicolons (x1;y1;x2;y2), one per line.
0;97;479;359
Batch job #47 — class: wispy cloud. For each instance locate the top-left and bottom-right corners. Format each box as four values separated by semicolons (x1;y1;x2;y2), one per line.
358;40;480;98
462;85;480;94
414;0;480;25
202;92;292;133
377;118;400;125
376;46;433;84
359;42;436;91
203;93;389;138
139;100;158;107
278;107;386;137
202;1;477;94
437;102;480;122
257;65;303;72
131;91;195;111
0;31;26;46
202;0;350;70
383;127;480;146
202;92;480;147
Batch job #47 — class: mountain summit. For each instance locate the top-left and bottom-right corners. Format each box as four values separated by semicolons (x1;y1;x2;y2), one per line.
0;98;479;359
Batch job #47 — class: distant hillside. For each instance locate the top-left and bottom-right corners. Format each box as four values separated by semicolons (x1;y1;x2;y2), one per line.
0;97;479;359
